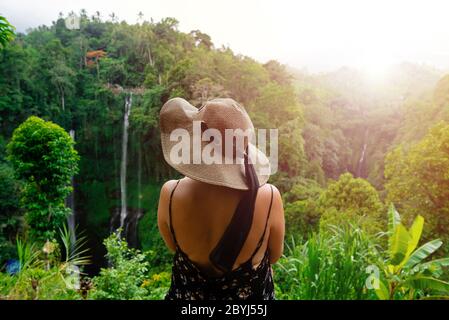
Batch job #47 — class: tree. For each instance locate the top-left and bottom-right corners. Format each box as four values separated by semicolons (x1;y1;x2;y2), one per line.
433;74;449;110
37;38;76;113
7;116;79;240
109;12;117;22
277;118;307;177
80;9;88;19
385;122;449;243
318;173;385;234
225;56;269;105
0;42;36;135
49;60;75;110
191;77;226;105
251;82;302;128
263;60;292;85
250;82;306;178
0;162;22;241
189;30;213;50
0;15;15;48
283;178;323;238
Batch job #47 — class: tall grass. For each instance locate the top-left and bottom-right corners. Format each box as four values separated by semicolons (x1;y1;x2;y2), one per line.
274;224;380;300
16;238;39;271
3;226;91;300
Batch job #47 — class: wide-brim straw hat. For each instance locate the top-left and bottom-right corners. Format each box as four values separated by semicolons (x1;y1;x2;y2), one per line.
160;98;270;190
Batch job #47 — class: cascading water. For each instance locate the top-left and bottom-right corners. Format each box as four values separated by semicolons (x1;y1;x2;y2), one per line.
356;129;368;177
108;91;143;249
137;144;142;211
67;129;76;251
120;93;132;230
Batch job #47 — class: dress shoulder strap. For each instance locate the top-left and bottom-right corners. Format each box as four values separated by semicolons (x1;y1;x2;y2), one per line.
168;180;181;247
249;184;274;262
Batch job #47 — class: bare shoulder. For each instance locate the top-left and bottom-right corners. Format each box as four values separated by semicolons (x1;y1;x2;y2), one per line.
257;183;283;221
158;179;179;220
258;183;282;204
160;179;179;196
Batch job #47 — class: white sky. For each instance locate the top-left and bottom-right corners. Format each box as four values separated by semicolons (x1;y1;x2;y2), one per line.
2;0;449;72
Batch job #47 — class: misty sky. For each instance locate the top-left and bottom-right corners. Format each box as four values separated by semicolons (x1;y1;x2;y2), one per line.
2;0;449;72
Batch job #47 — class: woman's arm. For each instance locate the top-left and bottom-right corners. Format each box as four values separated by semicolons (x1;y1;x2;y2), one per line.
267;185;285;264
157;180;178;252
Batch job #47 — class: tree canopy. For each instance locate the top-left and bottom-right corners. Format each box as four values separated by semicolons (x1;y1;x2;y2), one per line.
7;116;79;240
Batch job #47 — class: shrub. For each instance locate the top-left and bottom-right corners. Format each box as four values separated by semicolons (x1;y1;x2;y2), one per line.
283;178;323;239
284;200;320;241
6;266;83;300
318;173;385;235
141;271;171;300
2;226;89;300
90;233;150;300
7;116;79;240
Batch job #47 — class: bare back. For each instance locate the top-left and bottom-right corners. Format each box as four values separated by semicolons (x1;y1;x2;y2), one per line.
157;177;285;276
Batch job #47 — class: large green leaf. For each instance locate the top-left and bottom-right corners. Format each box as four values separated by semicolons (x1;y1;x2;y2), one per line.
388;204;401;255
388;204;401;235
407;215;424;256
374;279;390;300
404;239;443;269
412;258;449;274
406;276;449;294
389;224;410;265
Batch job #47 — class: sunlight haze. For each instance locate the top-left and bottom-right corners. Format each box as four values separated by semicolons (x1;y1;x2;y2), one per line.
2;0;449;73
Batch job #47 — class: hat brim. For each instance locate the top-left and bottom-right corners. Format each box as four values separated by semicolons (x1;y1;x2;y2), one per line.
160;98;270;190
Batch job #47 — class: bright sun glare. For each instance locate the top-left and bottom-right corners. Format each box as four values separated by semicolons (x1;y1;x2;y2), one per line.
357;49;396;84
361;62;392;84
4;0;449;72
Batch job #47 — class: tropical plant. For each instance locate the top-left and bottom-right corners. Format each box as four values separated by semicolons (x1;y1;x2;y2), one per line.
7;116;79;240
89;232;150;300
274;224;378;300
370;205;449;299
3;225;90;300
15;237;39;271
58;225;91;290
59;224;91;268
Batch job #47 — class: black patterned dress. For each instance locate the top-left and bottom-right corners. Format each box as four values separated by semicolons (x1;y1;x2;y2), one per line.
165;181;275;300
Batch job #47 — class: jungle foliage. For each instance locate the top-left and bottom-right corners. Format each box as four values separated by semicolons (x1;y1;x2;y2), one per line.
1;11;449;299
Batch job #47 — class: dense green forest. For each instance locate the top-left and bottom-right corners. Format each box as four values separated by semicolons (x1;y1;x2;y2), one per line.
1;11;449;299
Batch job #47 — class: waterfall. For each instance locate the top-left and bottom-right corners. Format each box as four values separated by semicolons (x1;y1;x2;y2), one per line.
67;129;76;251
137;143;142;211
358;143;367;163
120;93;132;229
356;129;368;177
